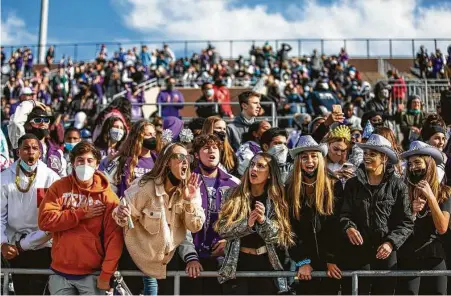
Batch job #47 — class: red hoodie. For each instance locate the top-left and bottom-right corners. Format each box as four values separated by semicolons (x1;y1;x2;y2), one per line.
38;171;123;282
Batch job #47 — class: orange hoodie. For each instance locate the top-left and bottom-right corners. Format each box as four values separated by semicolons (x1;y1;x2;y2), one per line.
38;171;123;282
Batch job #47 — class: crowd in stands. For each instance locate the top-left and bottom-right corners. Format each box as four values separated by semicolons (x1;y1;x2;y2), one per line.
1;42;451;296
415;45;451;80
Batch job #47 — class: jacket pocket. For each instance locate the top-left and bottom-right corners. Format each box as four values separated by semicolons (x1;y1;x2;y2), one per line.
142;209;162;235
173;204;184;228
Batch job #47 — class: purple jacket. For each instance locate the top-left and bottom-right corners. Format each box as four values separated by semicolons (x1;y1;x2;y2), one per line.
40;139;65;177
192;166;240;258
157;90;184;117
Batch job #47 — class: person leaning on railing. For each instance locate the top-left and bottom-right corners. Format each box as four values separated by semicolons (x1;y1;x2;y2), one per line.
214;152;293;295
397;141;451;295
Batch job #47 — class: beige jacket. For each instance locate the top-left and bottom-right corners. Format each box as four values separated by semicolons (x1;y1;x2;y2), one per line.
112;178;205;279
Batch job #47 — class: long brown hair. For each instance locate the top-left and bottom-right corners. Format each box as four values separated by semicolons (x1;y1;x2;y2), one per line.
202;116;236;172
287;151;334;220
139;143;190;200
214;152;293;247
374;127;402;173
112;119;154;185
407;155;451;204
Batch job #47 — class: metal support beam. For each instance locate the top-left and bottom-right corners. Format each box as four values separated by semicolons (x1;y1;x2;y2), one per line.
38;0;49;64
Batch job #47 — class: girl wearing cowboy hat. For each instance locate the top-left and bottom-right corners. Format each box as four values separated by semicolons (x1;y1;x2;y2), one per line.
340;134;414;295
397;141;451;295
287;136;343;295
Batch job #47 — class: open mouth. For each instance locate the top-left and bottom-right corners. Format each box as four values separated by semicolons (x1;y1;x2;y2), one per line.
181;166;188;175
250;172;258;178
304;165;315;172
208;155;216;161
26;158;35;165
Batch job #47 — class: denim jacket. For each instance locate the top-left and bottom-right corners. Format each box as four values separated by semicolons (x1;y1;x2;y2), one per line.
215;189;289;293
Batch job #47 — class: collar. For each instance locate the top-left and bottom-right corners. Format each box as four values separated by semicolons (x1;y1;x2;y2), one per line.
155;177;167;197
193;166;232;182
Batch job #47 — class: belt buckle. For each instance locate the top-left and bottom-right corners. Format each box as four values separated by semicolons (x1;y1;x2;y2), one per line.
256;246;265;255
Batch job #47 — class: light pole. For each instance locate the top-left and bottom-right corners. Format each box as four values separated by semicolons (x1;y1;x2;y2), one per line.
38;0;49;64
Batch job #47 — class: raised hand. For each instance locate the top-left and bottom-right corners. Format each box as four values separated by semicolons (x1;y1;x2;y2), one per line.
183;173;201;201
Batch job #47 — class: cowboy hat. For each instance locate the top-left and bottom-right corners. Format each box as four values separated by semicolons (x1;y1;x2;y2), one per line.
400;141;444;165
289;135;328;159
356;134;398;164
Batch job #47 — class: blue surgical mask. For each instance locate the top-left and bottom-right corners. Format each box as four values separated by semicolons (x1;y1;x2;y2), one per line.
20;160;38;172
64;142;78;152
205;89;214;97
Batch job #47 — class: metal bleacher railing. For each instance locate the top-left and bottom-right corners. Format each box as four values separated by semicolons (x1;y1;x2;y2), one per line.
2;268;451;296
3;38;451;62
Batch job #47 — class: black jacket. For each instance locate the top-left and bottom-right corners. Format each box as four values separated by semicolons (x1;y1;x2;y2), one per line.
340;165;414;251
289;181;344;268
195;95;222;118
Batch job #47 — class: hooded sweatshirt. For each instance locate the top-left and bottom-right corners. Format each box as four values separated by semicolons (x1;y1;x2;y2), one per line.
227;114;256;151
38;171;123;282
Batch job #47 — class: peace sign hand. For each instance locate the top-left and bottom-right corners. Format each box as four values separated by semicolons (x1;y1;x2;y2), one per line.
183;173;201;201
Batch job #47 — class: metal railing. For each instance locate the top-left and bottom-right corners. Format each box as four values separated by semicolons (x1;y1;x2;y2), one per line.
3;38;451;62
111;78;159;101
2;268;451;296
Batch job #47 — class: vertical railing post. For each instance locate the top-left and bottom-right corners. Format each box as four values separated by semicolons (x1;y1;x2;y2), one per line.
271;103;277;127
184;41;188;58
3;273;9;295
230;40;233;59
389;39;392;59
158;103;162;117
434;39;437;52
215;101;219;114
298;39;301;57
366;39;370;58
352;273;359;296
174;272;180;296
276;40;279;51
321;39;324;55
412;39;415;60
343;39;347;51
425;79;429;113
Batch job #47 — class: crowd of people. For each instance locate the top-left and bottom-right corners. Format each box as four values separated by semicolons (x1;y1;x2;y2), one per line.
1;73;451;295
415;45;451;80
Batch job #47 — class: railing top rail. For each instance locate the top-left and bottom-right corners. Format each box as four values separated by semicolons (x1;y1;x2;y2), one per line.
3;37;451;48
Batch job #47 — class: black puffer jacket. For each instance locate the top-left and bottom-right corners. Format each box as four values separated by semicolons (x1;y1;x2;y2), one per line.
340;165;414;251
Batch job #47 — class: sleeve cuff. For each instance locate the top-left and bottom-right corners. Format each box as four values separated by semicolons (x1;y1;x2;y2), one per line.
184;252;199;263
99;271;113;283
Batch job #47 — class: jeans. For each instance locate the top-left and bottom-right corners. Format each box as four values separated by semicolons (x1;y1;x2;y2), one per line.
49;274;106;295
143;276;158;295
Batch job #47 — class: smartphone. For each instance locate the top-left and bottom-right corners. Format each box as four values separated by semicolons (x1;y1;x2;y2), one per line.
332;104;342;114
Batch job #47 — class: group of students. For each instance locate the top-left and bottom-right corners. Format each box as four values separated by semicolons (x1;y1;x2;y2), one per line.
1;89;451;296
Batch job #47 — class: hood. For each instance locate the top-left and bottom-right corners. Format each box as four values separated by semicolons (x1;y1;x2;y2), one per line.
163;116;184;141
70;170;110;194
234;114;255;127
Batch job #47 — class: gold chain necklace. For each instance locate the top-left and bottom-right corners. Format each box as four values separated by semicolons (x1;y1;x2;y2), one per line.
15;164;37;193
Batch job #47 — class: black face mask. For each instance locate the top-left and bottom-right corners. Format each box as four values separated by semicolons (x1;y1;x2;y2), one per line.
372;122;384;128
167;84;174;92
214;131;226;142
408;169;426;184
168;171;181;186
142;137;157;151
30;127;49;140
302;168;318;179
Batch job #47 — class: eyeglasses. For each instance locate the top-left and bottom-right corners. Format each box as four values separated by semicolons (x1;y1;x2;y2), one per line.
352;133;362;139
30;117;50;124
171;153;193;164
249;161;268;171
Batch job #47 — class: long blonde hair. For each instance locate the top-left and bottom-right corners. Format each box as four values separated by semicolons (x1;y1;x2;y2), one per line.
112;119;154;185
214;153;293;247
139;143;191;199
407;155;451;204
287;151;334;220
202;116;236;172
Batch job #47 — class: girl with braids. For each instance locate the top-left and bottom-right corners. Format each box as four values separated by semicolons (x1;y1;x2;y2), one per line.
113;143;205;295
286;136;343;295
93;116;128;159
214;152;293;295
397;141;451;295
202;116;238;176
101;119;157;197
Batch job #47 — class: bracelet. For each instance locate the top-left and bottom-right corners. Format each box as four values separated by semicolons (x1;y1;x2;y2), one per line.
295;259;311;268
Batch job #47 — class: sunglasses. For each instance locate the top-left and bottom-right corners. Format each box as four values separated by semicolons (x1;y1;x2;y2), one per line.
171;153;193;164
30;117;51;124
352;133;362;139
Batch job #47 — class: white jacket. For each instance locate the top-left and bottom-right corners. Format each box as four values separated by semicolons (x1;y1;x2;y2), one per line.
1;160;60;250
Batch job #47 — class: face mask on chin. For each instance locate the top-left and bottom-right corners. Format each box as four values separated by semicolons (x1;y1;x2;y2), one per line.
302;168;318;179
20;160;38;172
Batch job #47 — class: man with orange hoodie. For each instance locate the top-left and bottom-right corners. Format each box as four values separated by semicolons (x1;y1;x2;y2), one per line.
38;141;123;295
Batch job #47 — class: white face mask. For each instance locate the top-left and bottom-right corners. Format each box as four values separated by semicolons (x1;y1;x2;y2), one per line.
267;144;288;164
110;128;125;142
205;89;214;97
75;165;96;181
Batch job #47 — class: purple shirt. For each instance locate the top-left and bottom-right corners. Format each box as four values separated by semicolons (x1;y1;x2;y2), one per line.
27;54;33;67
192;166;240;258
119;155;155;197
157;90;184;117
127;90;145;119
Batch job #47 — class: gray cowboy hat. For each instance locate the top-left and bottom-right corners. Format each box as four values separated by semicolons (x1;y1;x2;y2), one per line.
289;135;328;159
356;134;399;164
400;141;444;165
